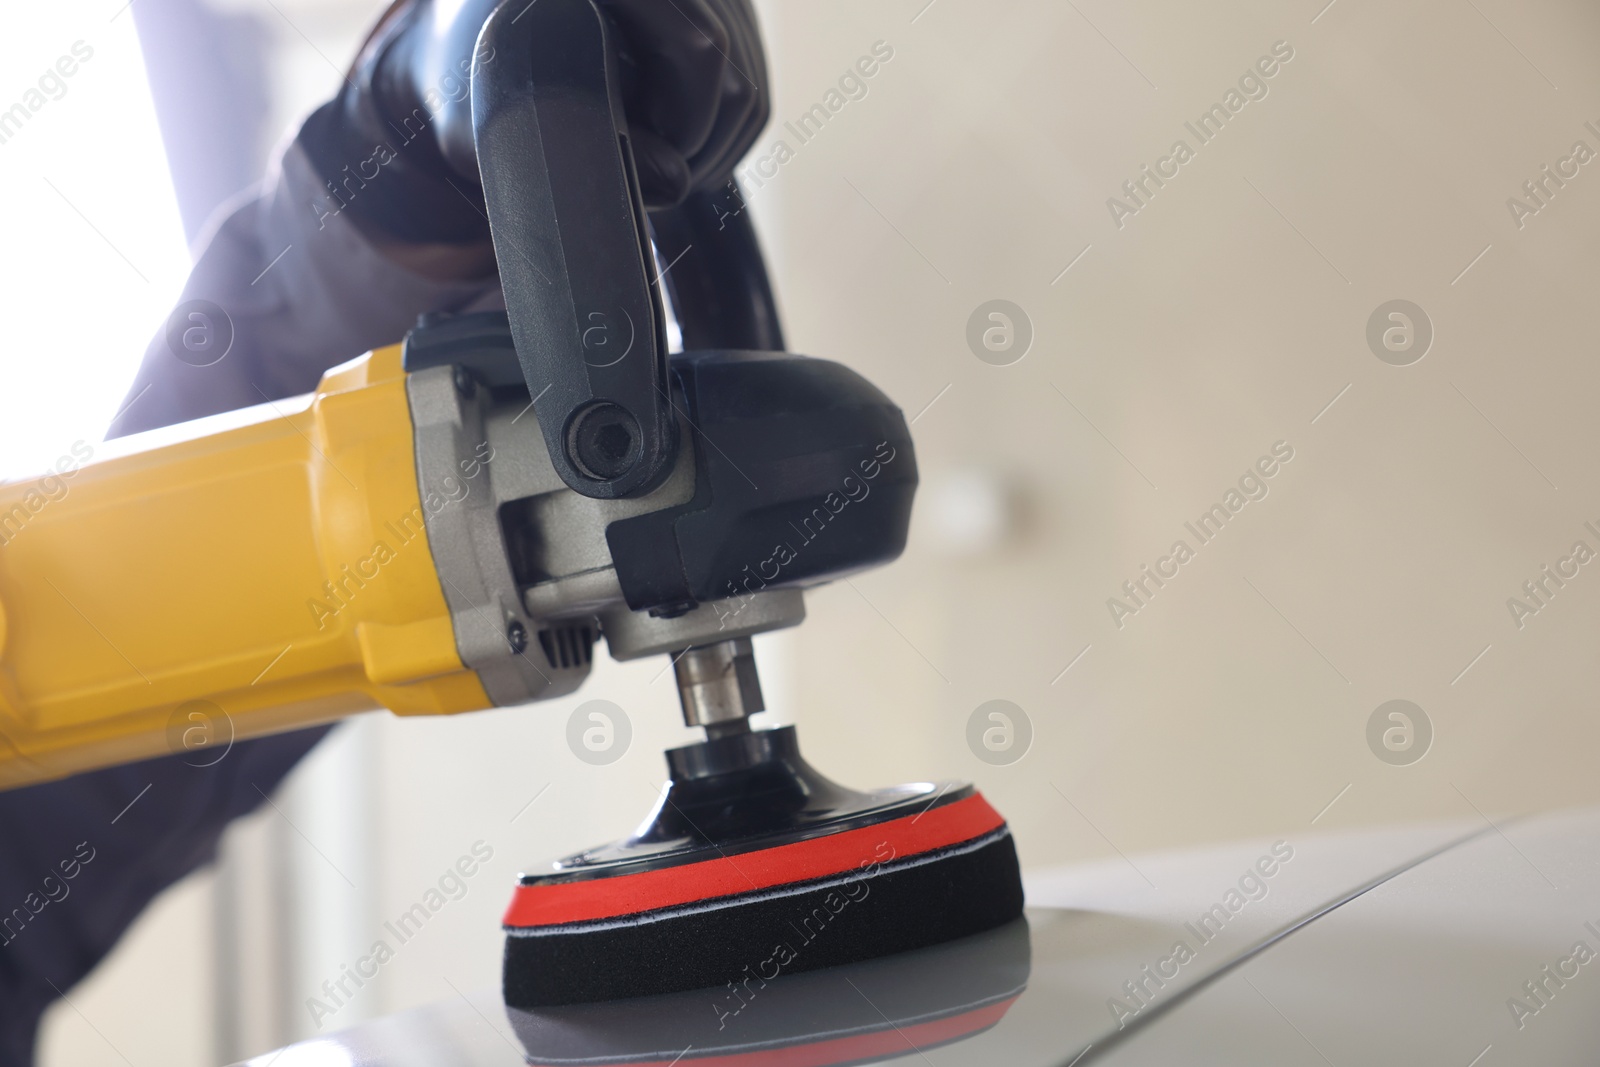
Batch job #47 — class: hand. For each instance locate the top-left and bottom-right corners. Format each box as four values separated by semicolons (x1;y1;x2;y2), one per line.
597;0;771;207
301;0;769;256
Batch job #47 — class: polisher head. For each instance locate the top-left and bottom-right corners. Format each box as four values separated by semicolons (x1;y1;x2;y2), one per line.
502;726;1024;1007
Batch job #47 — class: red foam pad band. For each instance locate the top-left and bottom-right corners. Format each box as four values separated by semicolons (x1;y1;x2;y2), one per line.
503;792;1005;928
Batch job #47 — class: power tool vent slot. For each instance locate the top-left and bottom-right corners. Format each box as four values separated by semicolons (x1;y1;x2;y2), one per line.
538;626;594;670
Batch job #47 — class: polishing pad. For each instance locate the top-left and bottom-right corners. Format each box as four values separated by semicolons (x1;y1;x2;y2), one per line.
506;915;1032;1066
502;726;1024;1007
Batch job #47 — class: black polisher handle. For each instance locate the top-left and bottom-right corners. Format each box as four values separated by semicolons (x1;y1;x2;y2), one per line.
472;0;672;499
650;187;787;353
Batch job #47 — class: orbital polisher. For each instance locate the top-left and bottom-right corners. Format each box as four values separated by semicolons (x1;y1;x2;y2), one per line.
0;0;1024;1006
472;0;1023;1006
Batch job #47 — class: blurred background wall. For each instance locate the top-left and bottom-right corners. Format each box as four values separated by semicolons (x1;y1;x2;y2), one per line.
4;0;1598;1062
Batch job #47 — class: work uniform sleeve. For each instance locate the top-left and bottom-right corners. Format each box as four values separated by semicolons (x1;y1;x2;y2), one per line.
107;133;500;436
0;127;500;1067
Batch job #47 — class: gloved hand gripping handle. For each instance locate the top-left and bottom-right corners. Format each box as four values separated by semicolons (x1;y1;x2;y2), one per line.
472;0;674;499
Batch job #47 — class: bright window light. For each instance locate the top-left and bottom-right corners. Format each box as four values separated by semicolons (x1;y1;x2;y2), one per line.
0;3;190;480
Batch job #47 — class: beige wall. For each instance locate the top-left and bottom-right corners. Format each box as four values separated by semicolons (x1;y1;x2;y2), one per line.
753;0;1600;868
39;0;1600;1062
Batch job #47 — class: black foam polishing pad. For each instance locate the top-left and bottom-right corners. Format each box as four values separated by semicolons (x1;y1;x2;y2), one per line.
502;779;1024;1008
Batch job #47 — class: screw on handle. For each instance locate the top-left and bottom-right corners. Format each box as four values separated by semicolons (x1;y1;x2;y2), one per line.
472;0;675;499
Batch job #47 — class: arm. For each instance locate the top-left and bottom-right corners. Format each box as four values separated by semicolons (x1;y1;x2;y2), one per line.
107;137;500;439
2;2;771;1059
1;120;502;1067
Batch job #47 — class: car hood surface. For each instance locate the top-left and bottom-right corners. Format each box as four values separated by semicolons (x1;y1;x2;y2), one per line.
239;806;1600;1066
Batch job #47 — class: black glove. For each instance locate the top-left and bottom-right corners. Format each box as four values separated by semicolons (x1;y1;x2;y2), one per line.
301;0;769;248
